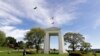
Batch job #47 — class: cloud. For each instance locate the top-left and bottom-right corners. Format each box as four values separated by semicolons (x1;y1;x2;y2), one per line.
0;0;87;41
0;26;29;41
93;18;100;29
0;0;87;27
0;0;23;26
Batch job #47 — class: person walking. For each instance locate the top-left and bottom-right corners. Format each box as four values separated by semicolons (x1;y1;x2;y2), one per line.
23;48;26;56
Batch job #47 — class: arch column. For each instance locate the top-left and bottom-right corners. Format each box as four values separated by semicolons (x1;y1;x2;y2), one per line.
58;32;64;54
44;32;49;54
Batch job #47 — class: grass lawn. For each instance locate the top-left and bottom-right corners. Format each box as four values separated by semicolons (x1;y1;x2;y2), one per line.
0;47;13;51
0;47;100;56
0;52;67;56
0;52;100;56
83;53;100;56
0;47;66;56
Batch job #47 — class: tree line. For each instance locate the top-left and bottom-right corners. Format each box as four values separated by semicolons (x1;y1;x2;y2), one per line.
0;28;91;53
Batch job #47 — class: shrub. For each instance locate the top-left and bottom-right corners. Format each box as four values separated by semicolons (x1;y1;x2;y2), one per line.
81;51;87;54
26;50;36;54
69;52;83;56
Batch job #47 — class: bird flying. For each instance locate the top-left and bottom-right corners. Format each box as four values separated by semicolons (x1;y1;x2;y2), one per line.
34;7;37;9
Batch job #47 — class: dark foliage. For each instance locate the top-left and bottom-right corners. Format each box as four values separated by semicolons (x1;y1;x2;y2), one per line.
69;52;83;56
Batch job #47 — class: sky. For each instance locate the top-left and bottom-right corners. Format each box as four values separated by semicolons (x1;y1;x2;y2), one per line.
0;0;100;49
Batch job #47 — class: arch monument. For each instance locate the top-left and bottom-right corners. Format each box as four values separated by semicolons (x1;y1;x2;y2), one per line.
44;27;65;54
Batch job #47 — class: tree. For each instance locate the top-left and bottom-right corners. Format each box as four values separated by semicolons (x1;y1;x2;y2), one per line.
81;42;91;52
64;32;84;51
0;31;6;46
68;44;80;50
17;41;24;49
26;41;33;48
5;36;16;48
25;28;45;53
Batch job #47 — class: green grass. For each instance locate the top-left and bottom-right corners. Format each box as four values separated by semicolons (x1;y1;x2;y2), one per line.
0;51;99;56
0;47;100;56
0;52;100;56
0;52;21;56
97;53;100;56
0;47;13;51
0;47;67;56
0;52;67;56
83;53;100;56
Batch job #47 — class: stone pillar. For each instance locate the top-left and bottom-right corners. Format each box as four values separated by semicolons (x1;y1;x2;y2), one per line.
48;36;50;53
59;32;64;54
44;32;49;54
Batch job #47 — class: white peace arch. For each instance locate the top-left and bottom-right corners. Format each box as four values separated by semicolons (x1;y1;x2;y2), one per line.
44;27;66;54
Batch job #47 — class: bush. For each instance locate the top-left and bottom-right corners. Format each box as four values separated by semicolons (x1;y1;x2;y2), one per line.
69;52;83;56
26;50;36;54
81;51;87;54
95;51;100;53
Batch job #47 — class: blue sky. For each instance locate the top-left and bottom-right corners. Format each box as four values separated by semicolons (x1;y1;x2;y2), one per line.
0;0;100;49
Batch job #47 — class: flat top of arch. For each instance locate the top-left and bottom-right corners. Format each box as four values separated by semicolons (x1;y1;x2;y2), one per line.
45;27;60;31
